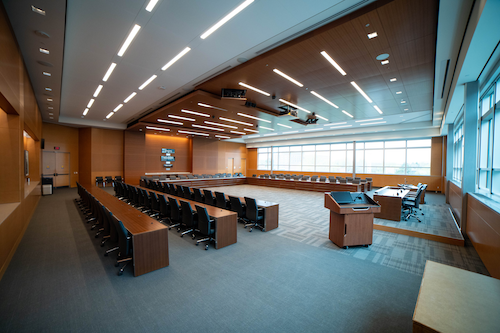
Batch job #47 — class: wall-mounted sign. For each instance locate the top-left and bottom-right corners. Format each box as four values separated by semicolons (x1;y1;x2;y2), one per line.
165;168;171;171
163;163;172;167
161;156;175;162
162;148;175;154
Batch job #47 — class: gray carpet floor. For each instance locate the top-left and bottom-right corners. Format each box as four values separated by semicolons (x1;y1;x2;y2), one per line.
0;186;483;332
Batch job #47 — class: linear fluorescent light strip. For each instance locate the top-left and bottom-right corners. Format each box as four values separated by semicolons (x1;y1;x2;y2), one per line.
264;133;278;136
277;123;291;128
178;130;209;136
200;0;254;39
146;126;170;132
47;98;53;102
327;125;352;129
181;109;210;117
342;110;353;118
244;128;258;133
238;82;270;96
168;115;195;121
373;106;383;114
93;85;103;97
103;63;117;81
259;126;274;131
83;108;89;116
39;48;49;54
31;6;45;15
157;119;183;125
350;81;373;103
204;121;237;129
246;135;260;138
45;87;52;91
124;92;137;103
87;99;95;108
48;106;53;109
305;128;323;132
106;112;114;119
316;115;328;121
230;131;246;135
320;51;347;76
310;91;339;108
325;122;347;126
367;32;378;39
117;24;141;57
390;78;397;82
197;103;227;111
145;0;159;12
360;121;386;126
43;72;51;76
381;60;389;65
162;47;191;70
355;118;383;123
219;117;253;126
215;135;231;139
192;124;224;131
113;104;123;112
278;99;311;113
283;131;298;134
273;69;303;87
237;112;271;123
396;91;402;94
138;75;157;90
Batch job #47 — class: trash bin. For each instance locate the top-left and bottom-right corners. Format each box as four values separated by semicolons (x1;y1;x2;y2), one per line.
42;177;53;195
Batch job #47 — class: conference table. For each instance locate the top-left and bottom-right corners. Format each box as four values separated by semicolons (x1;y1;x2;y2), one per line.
138;186;238;249
81;183;169;276
373;186;410;221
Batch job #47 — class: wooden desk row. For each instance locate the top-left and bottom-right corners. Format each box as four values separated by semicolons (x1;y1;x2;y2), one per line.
160;177;246;188
246;177;365;192
80;183;169;277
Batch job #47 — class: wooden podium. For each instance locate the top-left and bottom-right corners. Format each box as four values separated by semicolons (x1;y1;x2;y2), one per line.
324;192;381;248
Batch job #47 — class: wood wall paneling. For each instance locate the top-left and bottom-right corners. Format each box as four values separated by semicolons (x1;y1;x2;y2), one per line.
0;110;22;203
448;181;462;225
90;128;124;182
78;128;92;185
192;137;247;175
145;134;191;174
124;131;146;185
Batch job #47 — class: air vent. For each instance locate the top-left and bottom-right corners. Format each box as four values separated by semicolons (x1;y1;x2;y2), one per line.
255;0;370;55
192;66;232;87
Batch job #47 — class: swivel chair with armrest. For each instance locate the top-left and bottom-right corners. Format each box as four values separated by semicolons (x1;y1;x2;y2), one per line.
402;186;424;222
203;190;215;206
113;217;133;276
167;197;182;229
95;176;104;187
215;192;229;209
319;176;327;182
195;205;215;250
193;188;204;203
244;197;265;232
179;200;198;238
149;191;161;218
104;176;113;186
158;194;170;223
183;186;194;200
229;196;246;223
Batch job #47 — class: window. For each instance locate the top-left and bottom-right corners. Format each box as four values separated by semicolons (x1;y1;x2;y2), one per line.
453;116;464;183
257;147;271;170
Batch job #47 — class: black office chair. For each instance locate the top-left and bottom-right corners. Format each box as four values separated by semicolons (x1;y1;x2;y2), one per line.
183;186;193;200
115;176;123;183
108;214;133;276
195;205;215;250
229;196;246;223
149;191;160;218
95;176;104;186
104;176;113;186
203;190;215;206
244;197;265;232
193;188;204;203
168;197;182;229
402;186;425;222
215;191;228;209
175;184;184;197
319;176;326;182
179;200;197;238
157;194;170;223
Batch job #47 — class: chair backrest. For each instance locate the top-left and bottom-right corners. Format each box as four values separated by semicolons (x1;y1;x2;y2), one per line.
158;194;169;217
244;197;259;222
175;184;183;197
215;192;227;209
339;178;347;183
319;176;326;182
352;179;360;184
159;175;167;180
183;186;192;200
366;177;372;181
170;175;177;180
149;191;159;212
195;205;214;236
168;183;176;195
168;197;181;221
203;190;215;205
142;189;151;208
311;176;318;181
179;175;187;179
303;175;310;181
253;174;257;177
105;176;113;182
110;215;131;256
229;196;245;218
410;187;425;209
105;208;118;243
193;188;204;203
152;176;160;180
180;200;196;228
115;176;122;182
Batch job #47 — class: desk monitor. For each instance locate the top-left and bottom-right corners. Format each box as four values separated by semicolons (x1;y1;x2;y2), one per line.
330;191;353;204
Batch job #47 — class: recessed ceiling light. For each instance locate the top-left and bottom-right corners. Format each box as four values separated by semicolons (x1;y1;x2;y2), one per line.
390;78;397;82
47;106;53;110
401;100;406;104
197;103;227;111
192;124;224;131
278;99;311;113
145;0;159;12
277;123;292;128
230;131;247;135
106;112;114;119
169;115;195;121
162;47;191;70
244;128;259;133
147;126;170;132
396;91;402;94
178;130;209;136
42;72;51;76
381;60;389;65
87;99;95;108
93;85;103;97
124;92;137;103
45;87;52;91
342;110;353;118
310;91;339;108
157;119;183;125
47;98;53;101
48;113;53;115
350;81;373;103
263;133;278;136
39;48;49;54
31;5;45;15
325;122;347;126
83;108;89;116
238;82;270;96
138;75;157;90
259;126;274;131
113;104;123;112
117;24;141;57
355;118;383;123
404;108;409;111
200;0;254;39
102;63;117;82
320;51;347;76
237;112;271;123
360;121;386;126
215;135;231;139
219;117;253;126
181;109;210;117
373;106;383;114
204;121;237;129
305;128;323;132
273;69;303;87
49;117;53;119
283;131;298;134
367;32;378;39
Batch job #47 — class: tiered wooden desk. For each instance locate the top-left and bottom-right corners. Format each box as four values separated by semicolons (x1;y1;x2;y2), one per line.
81;183;169;276
413;261;500;333
138;186;237;249
324;192;380;248
247;177;364;192
373;186;410;221
160;177;246;188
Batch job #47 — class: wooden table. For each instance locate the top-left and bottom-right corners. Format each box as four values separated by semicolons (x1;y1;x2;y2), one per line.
413;261;500;333
221;193;279;232
247;177;363;192
160;177;246;188
373;186;410;221
138;186;238;249
81;184;169;276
